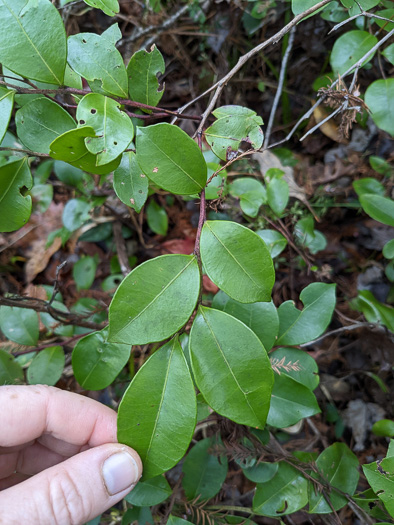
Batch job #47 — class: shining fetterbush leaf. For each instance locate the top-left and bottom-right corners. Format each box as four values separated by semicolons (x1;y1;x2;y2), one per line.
76;94;134;165
167;517;190;525
330;31;378;76
146;200;168;236
72;327;130;390
353;177;385;197
127;45;165;109
212;290;279;351
0;158;32;232
113;152;149;212
382;43;394;66
257;229;287;258
350;290;394;332
0;306;39;346
359;194;394;227
125;475;171;507
365;79;394;136
67;25;128;98
266;177;289;216
136;123;207;195
62;198;91;231
49;127;121;175
27;346;65;386
309;443;359;513
243;462;278;483
0;349;24;385
363;440;394;517
267;373;320;428
0;0;66;85
230;177;266;217
190;307;274;428
253;462;308;516
117;337;197;480
200;220;275;303
182;437;228;500
277;283;336;345
83;0;119;16
109;254;200;344
73;255;98;291
16;98;76;154
0;87;14;144
270;347;319;391
205;105;264;161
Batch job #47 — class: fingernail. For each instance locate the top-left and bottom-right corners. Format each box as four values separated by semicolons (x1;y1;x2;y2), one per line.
102;450;140;495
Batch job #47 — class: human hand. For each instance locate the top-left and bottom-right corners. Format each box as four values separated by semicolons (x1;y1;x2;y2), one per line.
0;385;142;525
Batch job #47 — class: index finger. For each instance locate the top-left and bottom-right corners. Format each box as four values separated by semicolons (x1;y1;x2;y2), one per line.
0;385;118;449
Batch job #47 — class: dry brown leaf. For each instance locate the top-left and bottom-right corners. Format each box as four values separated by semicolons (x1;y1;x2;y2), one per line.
25;237;62;283
313;105;347;144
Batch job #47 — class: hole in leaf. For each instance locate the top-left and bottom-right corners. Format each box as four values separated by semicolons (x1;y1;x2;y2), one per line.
276;500;288;514
368;502;376;509
114;141;117;145
19;185;29;197
91;109;97;114
79;119;85;125
82;39;87;44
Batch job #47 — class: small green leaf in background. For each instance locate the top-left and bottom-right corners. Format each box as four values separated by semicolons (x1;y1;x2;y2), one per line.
113;152;148;212
350;290;394;332
73;255;98;291
31;183;53;214
182;437;228;500
212;290;279;350
363;440;394;518
127;45;165;109
330;31;378;76
382;43;394;66
0;158;32;232
295;217;327;254
49;127;121;175
229;177;266;217
277;283;336;346
76;94;134;165
62;198;91;232
146;200;168;236
167;516;190;525
40;301;73;337
372;419;394;438
117;337;197;480
309;443;359;513
383;239;394;260
190;307;274;428
83;0;120;16
0;0;66;85
242;461;278;483
136;123;207;195
266;177;289;216
353;177;385;197
125;475;171;506
0;87;14;144
365;79;394;136
253;462;308;516
196;393;210;421
200;220;275;303
0;306;39;346
0;349;24;385
54;161;84;187
205;105;264;161
374;9;394;31
27;346;65;386
16;98;76;154
67;24;128;98
359;194;394;227
109;254;200;345
121;507;153;525
205;163;228;200
257;229;287;258
72;327;131;390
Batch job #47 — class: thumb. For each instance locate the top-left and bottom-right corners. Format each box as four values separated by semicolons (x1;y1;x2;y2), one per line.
0;443;142;525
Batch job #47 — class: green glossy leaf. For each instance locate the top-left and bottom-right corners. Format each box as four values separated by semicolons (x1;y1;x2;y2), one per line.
182;437;228;500
0;349;24;385
383;239;394;259
205;105;264;161
330;31;378;76
16;98;75;154
294;217;327;254
67;25;128;98
365;79;394;136
353;177;385;197
167;517;190;525
147;200;168;236
0;306;39;346
205;163;228;200
72;327;130;390
127;45;165;109
253;462;308;516
270;347;319;390
190;307;274;428
54;161;84;187
267;373;320;428
109;254;200;345
372;419;394;437
266;177;289;216
212;290;279;351
73;255;98;291
196;393;210;422
363;440;394;517
31;183;53;213
230;177;266;217
83;0;119;16
40;301;73;337
0;87;14;144
0;158;32;232
76;94;134;165
277;283;336;345
359;193;394;227
136;123;207;195
27;346;65;386
49;127;121;175
117;337;197;480
113;152;149;212
200;220;275;303
121;507;153;525
62;198;91;231
382;43;394;65
0;0;66;85
350;290;394;332
292;0;321;15
125;475;171;506
256;229;287;258
374;9;394;31
309;443;359;513
243;462;278;483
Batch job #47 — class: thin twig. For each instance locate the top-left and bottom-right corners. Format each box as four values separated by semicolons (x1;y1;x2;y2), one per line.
48;260;68;306
329;10;394;33
0;147;49;157
300;321;384;347
12;333;90;357
264;26;296;148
